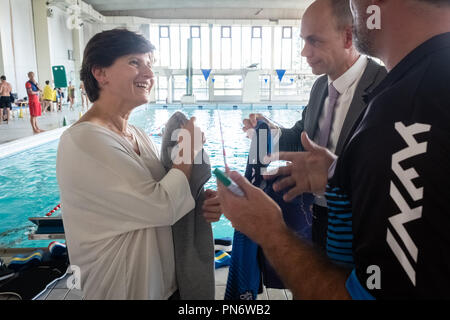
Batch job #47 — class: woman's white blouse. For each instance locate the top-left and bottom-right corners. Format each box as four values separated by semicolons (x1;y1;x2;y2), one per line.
56;122;195;299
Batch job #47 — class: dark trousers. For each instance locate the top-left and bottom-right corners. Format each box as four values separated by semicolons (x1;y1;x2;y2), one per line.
312;204;328;250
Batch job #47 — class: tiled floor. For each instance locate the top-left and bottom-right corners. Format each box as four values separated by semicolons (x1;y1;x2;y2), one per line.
214;267;292;300
0;104;84;144
0;266;291;300
34;275;83;300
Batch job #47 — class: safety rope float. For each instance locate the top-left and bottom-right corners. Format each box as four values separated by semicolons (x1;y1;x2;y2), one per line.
45;204;61;217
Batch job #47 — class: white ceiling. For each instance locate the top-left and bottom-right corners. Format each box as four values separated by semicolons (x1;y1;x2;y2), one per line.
83;0;314;19
84;0;312;11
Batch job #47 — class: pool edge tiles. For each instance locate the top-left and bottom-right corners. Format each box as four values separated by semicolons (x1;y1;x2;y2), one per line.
147;103;307;110
0;127;68;159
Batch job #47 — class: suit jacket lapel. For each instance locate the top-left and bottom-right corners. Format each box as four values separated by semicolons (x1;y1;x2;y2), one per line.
335;59;384;155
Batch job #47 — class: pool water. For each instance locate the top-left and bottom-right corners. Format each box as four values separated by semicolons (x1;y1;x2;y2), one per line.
0;106;304;248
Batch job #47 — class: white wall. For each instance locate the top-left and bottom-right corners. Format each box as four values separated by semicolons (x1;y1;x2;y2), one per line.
10;0;38;99
47;6;75;85
0;0;79;98
0;0;39;99
0;0;18;97
0;34;4;76
82;21;103;48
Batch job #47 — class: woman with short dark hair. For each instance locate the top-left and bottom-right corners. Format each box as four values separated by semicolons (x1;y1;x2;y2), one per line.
56;29;220;300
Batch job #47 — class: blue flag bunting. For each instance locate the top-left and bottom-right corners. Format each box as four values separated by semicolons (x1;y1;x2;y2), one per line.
201;69;212;81
276;69;286;82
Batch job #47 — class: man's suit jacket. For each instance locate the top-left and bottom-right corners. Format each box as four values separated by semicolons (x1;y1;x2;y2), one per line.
279;58;387;156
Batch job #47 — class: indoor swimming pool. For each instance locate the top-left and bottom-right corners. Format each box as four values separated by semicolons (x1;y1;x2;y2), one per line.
0;105;304;248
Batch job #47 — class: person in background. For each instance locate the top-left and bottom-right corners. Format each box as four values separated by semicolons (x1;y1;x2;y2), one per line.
25;72;44;133
67;81;75;110
51;85;58;112
217;0;450;299
0;75;13;123
56;87;63;111
242;0;386;251
56;29;221;300
80;81;89;110
43;80;53;114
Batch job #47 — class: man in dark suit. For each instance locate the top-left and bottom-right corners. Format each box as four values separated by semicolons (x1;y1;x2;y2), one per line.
219;0;450;300
243;0;386;249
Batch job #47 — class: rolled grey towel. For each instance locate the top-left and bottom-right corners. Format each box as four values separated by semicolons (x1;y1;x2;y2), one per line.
161;111;215;300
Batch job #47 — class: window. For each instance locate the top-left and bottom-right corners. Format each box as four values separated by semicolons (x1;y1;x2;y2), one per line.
274;74;297;96
292;27;303;71
221;37;232;69
170;25;181;69
201;25;210;69
282;27;292;39
190;26;200;38
260;75;271;100
241;26;251;67
221;26;231;38
252;26;262;38
212;26;221;69
149;24;160;66
173;75;187;101
157;25;171;67
231;26;241;69
155;76;168;102
159;26;169;38
180;26;190;69
192;75;209;101
281;38;292;70
159;37;171;67
192;37;201;69
213;75;242;96
262;27;272;69
147;21;316;103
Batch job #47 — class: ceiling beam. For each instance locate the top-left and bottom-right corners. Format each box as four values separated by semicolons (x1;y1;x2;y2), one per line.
101;8;305;20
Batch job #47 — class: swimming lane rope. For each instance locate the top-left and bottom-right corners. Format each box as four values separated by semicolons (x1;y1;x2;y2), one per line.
45;204;61;217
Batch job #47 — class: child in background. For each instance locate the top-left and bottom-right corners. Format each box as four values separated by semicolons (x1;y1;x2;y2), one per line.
42;80;53;114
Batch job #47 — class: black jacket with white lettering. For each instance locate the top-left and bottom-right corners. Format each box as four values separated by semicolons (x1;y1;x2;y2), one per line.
327;32;450;299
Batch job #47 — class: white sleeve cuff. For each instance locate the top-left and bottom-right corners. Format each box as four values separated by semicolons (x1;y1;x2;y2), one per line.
159;168;196;224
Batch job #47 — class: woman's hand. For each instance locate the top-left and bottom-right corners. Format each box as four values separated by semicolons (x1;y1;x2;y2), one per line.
202;189;222;223
172;117;205;180
181;116;205;162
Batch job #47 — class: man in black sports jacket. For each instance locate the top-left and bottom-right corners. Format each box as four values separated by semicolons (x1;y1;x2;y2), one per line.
217;0;450;299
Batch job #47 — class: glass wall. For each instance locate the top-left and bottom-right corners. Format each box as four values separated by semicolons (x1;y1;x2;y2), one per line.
148;21;316;103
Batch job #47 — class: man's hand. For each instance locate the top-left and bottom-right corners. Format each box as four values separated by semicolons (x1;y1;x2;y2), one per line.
217;171;287;246
242;113;278;139
217;170;351;300
263;132;337;201
202;189;222;223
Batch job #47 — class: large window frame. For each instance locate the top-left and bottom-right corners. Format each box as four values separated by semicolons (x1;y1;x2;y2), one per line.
159;25;170;38
190;26;200;38
221;26;231;39
149;21;316;103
